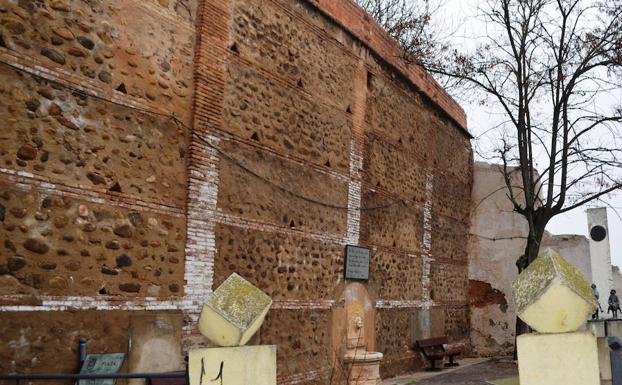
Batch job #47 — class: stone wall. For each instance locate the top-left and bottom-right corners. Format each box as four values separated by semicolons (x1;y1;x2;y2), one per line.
0;0;473;383
194;0;472;381
0;0;196;376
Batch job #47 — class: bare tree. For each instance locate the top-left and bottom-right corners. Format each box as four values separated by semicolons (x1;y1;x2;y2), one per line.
356;0;444;64
430;0;622;342
363;0;622;267
363;0;622;343
429;0;622;263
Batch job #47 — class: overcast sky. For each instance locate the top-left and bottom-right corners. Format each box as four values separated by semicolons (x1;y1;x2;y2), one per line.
437;0;622;266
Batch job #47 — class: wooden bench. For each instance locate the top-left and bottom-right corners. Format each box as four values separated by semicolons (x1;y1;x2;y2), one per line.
415;337;464;371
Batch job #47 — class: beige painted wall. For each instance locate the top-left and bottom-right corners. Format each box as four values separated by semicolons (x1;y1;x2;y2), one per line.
541;233;591;281
468;162;527;356
468;162;594;357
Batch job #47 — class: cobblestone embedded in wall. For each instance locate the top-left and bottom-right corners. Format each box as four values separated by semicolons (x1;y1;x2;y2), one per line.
148;0;200;23
260;308;332;382
364;137;427;203
214;224;344;300
0;183;186;297
375;308;422;378
360;191;424;253
230;0;357;112
0;310;134;374
430;214;469;262
0;0;195;121
368;249;424;301
430;263;469;303
365;70;435;159
0;0;473;381
0;67;189;206
313;0;467;130
0;311;130;374
434;124;473;181
444;306;470;340
223;60;352;172
217;139;349;236
432;171;472;222
0;0;196;377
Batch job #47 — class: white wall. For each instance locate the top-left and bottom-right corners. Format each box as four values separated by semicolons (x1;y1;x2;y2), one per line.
541;233;591;281
468;162;594;356
468;162;527;356
588;208;613;311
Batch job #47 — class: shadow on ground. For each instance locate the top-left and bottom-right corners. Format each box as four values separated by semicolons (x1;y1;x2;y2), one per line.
406;359;518;385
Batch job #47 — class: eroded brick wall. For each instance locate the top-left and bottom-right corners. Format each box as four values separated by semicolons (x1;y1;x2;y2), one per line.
0;0;196;375
192;0;473;382
362;58;472;378
0;0;472;382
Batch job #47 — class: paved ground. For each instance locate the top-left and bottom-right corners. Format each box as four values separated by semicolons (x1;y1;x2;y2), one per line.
383;358;518;385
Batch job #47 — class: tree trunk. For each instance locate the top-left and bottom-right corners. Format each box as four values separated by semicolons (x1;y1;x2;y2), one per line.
513;222;547;359
524;223;546;264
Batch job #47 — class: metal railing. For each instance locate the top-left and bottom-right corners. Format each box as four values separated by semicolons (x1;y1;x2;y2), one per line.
0;372;187;382
0;338;188;385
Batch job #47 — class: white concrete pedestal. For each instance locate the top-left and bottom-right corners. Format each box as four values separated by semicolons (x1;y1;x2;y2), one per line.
188;345;276;385
517;331;600;385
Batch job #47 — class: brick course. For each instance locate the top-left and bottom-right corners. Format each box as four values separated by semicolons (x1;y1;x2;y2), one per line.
0;0;472;382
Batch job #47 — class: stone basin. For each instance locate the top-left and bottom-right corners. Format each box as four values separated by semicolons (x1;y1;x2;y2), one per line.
344;350;383;385
344;350;384;362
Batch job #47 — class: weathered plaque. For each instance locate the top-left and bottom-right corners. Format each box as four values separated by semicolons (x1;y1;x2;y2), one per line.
79;353;125;385
345;245;370;280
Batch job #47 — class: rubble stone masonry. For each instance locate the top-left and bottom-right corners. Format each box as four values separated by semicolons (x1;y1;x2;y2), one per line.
0;0;472;383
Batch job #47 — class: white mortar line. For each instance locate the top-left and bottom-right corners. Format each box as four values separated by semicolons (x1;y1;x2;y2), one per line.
375;300;435;309
182;134;221;323
421;170;435;308
0;297;337;312
344;61;367;246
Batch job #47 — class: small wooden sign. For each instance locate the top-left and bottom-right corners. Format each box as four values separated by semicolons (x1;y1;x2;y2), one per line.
79;353;125;385
344;245;371;280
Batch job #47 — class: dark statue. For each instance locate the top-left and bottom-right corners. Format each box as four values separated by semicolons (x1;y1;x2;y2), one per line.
609;289;621;319
592;284;603;320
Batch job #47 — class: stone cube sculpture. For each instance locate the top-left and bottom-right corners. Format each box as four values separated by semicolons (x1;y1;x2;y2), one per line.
198;273;272;347
517;331;599;385
512;248;597;333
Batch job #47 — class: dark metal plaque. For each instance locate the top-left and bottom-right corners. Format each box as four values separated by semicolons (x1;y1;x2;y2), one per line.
79;353;125;385
591;225;607;242
345;245;370;280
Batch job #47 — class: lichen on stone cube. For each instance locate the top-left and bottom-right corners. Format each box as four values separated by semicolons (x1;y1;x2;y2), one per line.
512;248;597;333
198;273;272;347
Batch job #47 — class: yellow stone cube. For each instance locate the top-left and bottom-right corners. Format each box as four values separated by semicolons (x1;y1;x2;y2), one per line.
517;331;599;385
198;273;272;347
188;345;276;385
512;248;597;333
